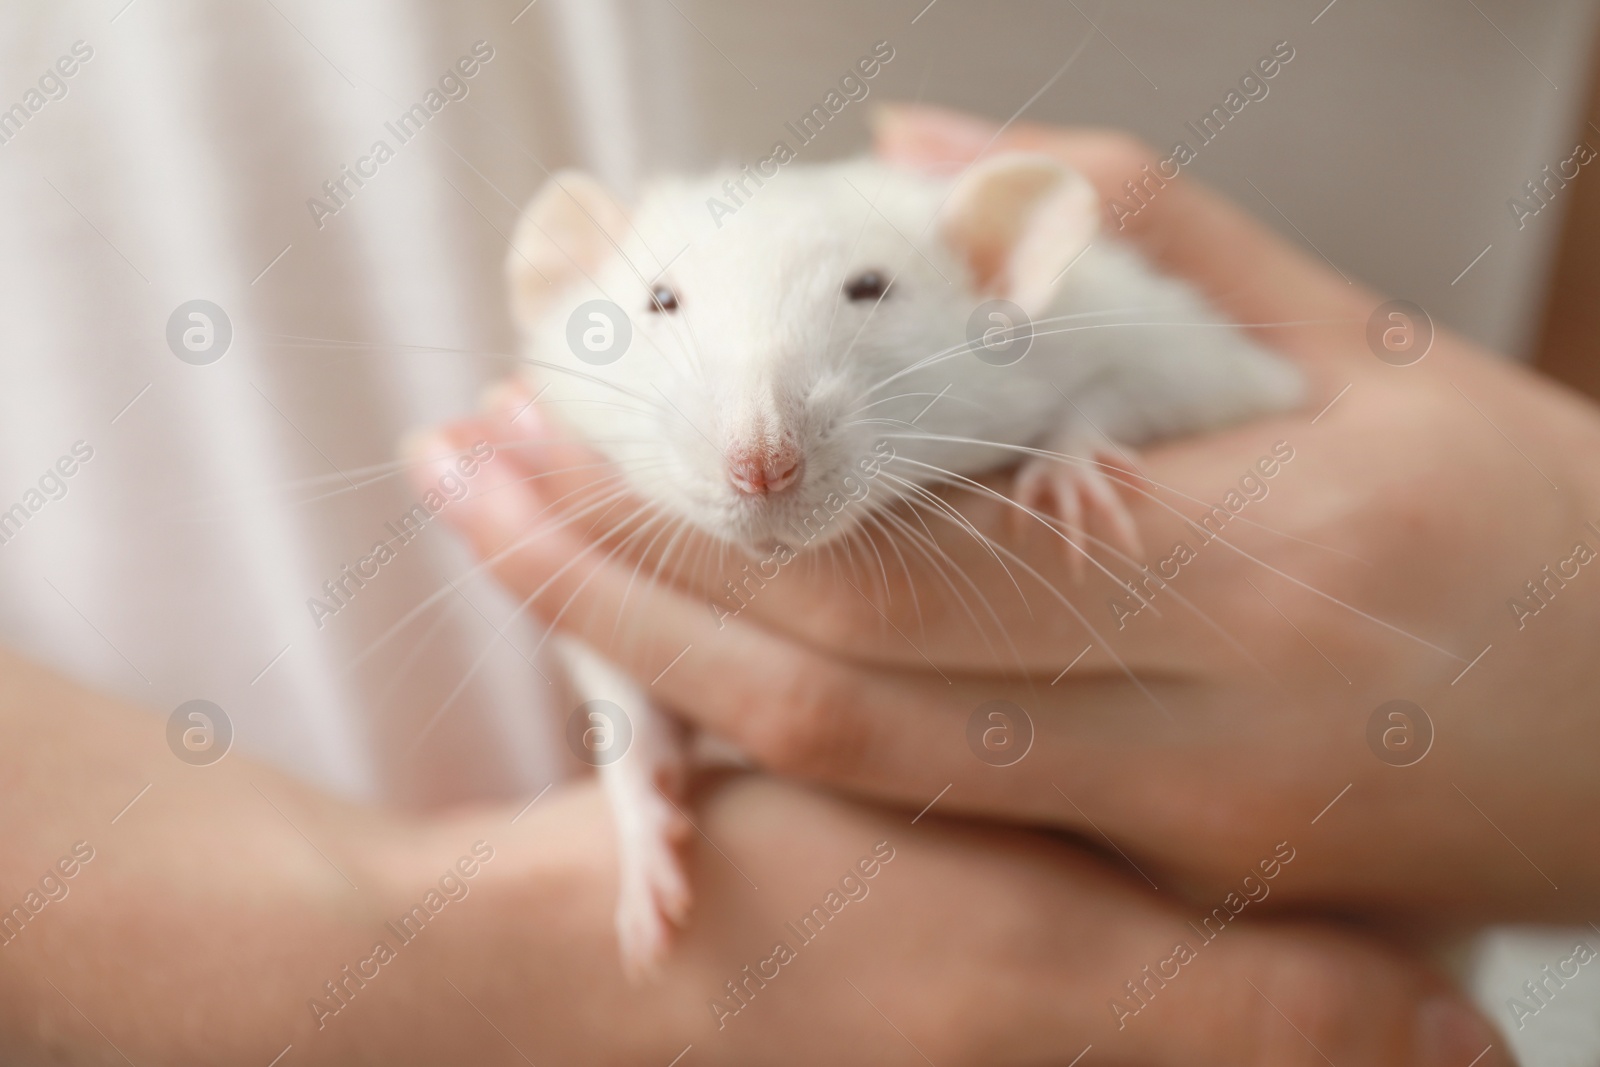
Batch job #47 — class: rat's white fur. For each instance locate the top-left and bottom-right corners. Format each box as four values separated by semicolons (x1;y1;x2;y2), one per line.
510;155;1305;551
506;154;1306;976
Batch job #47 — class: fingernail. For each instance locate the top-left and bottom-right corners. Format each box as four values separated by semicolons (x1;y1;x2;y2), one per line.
1415;996;1508;1067
404;427;536;540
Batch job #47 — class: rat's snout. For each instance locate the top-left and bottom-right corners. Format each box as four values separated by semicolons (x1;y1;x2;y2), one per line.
727;440;803;497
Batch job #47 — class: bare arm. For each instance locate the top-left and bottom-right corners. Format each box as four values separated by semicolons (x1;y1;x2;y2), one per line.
0;645;478;1062
0;648;1503;1066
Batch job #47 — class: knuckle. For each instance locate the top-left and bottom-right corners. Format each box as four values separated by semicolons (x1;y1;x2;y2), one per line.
738;661;865;779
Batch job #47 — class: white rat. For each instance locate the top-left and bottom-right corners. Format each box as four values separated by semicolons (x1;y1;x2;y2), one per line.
504;152;1305;976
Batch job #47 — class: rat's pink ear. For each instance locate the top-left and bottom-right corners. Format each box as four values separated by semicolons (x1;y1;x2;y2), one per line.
507;171;629;326
939;153;1099;315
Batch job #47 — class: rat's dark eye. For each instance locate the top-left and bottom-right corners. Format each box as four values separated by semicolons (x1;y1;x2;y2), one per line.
844;271;889;302
648;285;680;313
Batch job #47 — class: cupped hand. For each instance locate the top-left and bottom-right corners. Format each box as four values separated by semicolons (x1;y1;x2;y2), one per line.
1;648;1503;1066
419;773;1510;1067
422;104;1600;922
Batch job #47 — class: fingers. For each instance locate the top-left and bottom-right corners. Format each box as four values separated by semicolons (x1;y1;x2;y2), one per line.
809;778;1516;1067
439;380;1322;685
1118;922;1514;1067
409;420;899;769
462;384;1120;674
476;381;744;604
413;417;1112;825
472;379;672;556
871;102;1376;346
1164;927;1510;1067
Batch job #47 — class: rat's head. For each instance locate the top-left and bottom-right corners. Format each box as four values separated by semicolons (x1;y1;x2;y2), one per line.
505;153;1098;549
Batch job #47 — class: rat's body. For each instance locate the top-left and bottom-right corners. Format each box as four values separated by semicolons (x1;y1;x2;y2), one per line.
506;154;1305;975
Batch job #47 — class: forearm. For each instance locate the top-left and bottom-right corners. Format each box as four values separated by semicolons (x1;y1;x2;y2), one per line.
0;648;386;1060
0;649;900;1065
0;646;1498;1066
0;649;623;1065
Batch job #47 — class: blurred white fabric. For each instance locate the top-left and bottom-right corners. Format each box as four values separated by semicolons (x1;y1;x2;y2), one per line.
0;2;1594;1061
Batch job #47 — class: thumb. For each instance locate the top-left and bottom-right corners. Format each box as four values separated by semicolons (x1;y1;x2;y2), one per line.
403;422;543;563
404;417;812;712
402;404;628;577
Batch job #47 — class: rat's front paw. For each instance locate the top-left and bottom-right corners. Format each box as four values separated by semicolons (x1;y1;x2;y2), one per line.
1011;439;1145;580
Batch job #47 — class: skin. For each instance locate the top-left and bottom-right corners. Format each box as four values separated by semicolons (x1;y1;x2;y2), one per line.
427;104;1600;929
0;646;1503;1065
4;104;1571;1066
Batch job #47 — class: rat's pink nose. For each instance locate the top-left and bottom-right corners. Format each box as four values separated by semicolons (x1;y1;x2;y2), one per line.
727;443;802;496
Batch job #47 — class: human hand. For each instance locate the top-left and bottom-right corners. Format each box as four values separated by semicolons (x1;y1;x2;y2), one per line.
424;104;1600;923
7;649;1507;1066
416;773;1508;1067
